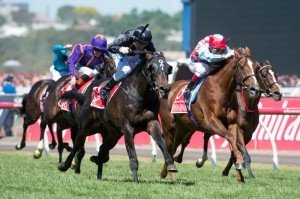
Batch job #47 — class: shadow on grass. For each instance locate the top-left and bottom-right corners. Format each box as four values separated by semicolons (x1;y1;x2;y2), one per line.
101;177;196;186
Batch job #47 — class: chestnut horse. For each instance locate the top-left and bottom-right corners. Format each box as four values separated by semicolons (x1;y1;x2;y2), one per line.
174;60;282;180
159;48;261;183
58;52;176;182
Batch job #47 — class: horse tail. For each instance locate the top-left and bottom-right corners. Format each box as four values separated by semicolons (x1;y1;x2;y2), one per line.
15;94;27;116
60;90;86;105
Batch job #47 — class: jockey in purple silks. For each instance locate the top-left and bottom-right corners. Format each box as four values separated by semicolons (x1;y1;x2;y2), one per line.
67;34;112;89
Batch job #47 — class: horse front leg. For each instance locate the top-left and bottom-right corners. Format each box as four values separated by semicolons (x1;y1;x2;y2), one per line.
206;117;245;179
196;133;211;168
96;132;122;180
148;120;177;181
58;129;86;172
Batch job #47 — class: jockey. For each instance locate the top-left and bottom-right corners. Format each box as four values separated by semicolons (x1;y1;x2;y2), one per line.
50;44;73;81
68;34;111;89
184;34;235;100
99;25;156;101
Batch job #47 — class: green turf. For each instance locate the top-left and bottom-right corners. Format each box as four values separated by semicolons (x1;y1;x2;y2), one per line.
0;151;299;199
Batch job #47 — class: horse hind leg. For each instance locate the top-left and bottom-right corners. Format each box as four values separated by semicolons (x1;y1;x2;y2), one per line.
196;133;211;168
56;125;64;163
15;116;30;150
47;123;57;150
33;119;47;159
244;149;255;178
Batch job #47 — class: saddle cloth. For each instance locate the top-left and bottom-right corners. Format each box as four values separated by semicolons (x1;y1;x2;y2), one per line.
58;78;94;112
171;79;205;114
90;81;121;109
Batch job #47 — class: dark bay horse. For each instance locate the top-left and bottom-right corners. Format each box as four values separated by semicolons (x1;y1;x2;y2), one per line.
58;52;176;182
174;60;282;180
37;61;116;164
15;79;58;152
159;48;261;182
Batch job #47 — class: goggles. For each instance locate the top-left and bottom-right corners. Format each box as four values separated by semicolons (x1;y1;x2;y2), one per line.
210;47;226;54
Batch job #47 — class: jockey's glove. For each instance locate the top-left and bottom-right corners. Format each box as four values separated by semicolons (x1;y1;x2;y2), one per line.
119;46;131;55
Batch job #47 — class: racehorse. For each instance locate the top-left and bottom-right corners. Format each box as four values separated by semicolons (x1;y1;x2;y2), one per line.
158;48;261;183
15;79;58;152
58;52;176;182
173;60;282;180
37;60;116;164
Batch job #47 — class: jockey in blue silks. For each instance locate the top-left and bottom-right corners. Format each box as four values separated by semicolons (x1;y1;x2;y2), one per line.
50;44;73;81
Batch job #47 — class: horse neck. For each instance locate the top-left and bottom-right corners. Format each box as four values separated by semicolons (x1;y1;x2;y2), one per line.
211;61;237;101
124;66;149;97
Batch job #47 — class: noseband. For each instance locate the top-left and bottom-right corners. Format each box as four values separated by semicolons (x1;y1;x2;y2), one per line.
257;65;279;96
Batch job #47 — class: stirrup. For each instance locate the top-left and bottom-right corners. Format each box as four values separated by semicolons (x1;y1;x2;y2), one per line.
100;89;108;100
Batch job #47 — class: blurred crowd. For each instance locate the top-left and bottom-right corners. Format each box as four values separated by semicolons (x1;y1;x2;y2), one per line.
277;74;300;87
0;72;50;88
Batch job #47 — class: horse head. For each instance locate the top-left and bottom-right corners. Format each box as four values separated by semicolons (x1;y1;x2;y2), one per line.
257;60;282;101
232;47;261;100
143;51;172;99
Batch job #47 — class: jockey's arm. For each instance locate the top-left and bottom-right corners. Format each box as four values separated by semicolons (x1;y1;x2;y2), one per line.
67;44;84;77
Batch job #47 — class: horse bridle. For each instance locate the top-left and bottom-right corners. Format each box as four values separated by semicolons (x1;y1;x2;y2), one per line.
256;65;279;97
142;53;167;91
234;56;258;90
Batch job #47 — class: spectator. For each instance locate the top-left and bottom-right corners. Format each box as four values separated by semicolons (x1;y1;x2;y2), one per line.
0;75;16;138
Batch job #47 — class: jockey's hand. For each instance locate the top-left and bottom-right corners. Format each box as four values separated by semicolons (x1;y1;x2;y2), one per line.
225;50;235;59
119;46;131;55
70;76;76;85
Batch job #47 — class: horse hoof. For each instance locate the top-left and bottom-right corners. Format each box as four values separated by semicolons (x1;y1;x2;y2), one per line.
90;155;98;165
167;165;178;173
33;149;43;159
15;144;24;150
235;163;246;170
58;163;69;172
174;155;182;163
71;162;78;170
49;143;56;150
74;169;81;174
222;171;229;176
249;174;255;179
195;158;206;168
63;143;72;152
169;172;177;181
152;155;157;163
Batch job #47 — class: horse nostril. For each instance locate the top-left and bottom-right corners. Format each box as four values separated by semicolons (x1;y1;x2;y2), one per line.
273;92;282;101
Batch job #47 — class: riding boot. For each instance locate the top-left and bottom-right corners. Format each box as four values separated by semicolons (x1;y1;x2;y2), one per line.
183;81;196;101
75;74;89;90
100;78;117;100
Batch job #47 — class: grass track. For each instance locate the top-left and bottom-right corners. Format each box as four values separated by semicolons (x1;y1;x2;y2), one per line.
0;151;299;199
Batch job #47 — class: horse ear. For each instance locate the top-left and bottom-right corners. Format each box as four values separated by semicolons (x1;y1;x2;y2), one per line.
264;60;271;65
160;51;164;56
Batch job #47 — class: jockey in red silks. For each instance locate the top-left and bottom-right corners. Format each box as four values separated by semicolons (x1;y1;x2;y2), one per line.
184;34;235;100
